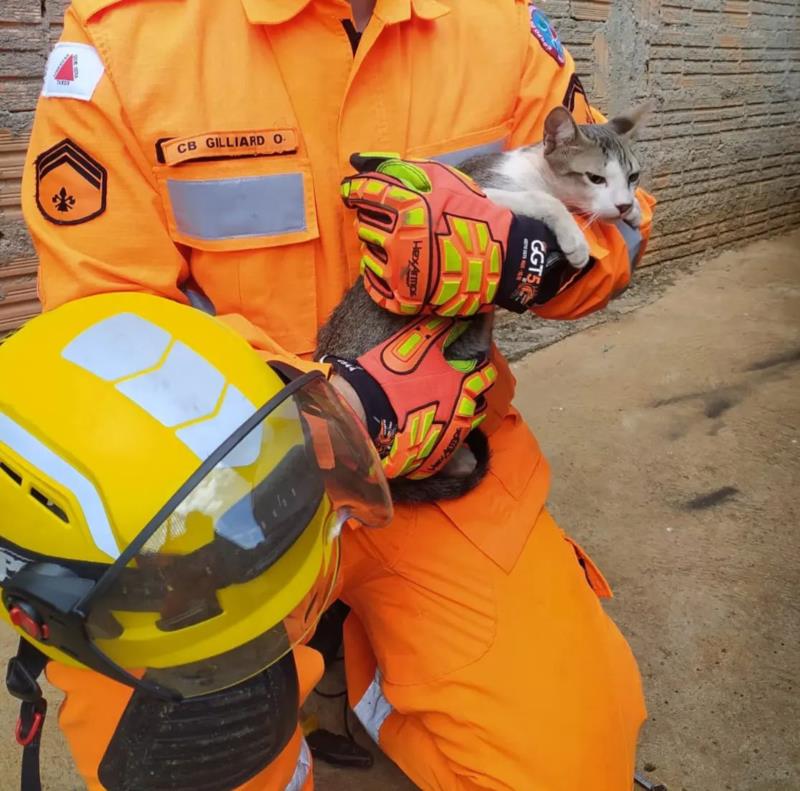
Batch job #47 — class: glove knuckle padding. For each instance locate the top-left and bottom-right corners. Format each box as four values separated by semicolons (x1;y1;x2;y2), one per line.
358;317;497;480
341;157;511;318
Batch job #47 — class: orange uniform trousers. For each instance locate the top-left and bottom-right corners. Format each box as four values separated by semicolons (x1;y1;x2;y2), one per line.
48;411;644;791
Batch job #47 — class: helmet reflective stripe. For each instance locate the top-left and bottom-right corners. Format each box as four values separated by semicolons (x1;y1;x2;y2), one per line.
115;341;225;427
0;413;119;558
62;313;171;381
62;313;258;462
176;384;262;466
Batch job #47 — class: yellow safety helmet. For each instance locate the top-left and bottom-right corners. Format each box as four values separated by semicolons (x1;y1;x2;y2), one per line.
0;293;391;700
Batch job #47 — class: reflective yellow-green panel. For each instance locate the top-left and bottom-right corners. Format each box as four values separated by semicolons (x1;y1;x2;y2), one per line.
403;207;426;226
457;396;476;417
449;359;477;373
421;408;435;438
433;281;460;306
452;218;473;252
440;296;467;317
419;426;442;460
472;414;487;430
361;255;384;277
358;227;386;247
467;259;483;293
465;373;485;393
489;246;502;275
476;222;489;252
397;332;423;358
364;179;385;195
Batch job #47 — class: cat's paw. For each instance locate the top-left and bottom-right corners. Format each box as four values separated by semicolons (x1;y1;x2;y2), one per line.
556;226;591;268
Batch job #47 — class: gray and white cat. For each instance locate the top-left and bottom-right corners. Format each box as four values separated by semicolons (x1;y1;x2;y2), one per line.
463;104;648;269
317;104;648;503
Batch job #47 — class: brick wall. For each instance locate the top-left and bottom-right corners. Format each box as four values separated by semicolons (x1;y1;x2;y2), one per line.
1;0;799;331
546;0;800;264
0;0;69;332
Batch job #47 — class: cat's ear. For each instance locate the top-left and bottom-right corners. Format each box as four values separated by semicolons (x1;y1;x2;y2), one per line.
608;101;654;138
543;106;582;153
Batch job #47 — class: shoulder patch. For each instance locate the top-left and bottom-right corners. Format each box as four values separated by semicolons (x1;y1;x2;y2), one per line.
530;6;565;67
42;42;105;102
35;139;108;226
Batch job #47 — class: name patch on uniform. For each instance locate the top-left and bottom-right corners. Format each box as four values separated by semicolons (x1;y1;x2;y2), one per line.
157;129;298;166
42;42;105;101
530;6;565;67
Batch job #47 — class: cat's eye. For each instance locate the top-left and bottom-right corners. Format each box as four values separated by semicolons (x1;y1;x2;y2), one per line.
629;172;640;184
585;172;606;185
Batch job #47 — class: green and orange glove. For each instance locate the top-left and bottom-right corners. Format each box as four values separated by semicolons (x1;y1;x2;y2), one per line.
321;315;497;480
340;154;586;316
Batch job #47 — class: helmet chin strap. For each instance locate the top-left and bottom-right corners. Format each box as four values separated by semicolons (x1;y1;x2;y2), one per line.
6;637;48;791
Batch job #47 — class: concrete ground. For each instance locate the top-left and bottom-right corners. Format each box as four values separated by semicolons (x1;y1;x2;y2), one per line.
0;231;798;790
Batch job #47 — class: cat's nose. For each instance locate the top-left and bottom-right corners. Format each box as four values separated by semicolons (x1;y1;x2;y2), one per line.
616;203;632;216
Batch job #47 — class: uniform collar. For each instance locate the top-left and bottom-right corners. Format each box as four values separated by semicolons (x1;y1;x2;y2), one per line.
240;0;449;25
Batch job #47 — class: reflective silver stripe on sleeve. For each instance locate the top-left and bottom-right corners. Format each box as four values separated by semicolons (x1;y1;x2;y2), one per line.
432;138;506;166
352;668;393;743
283;738;311;791
613;219;644;270
167;173;306;240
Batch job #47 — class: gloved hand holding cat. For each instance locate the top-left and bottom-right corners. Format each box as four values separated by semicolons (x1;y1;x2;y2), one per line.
320;104;652;499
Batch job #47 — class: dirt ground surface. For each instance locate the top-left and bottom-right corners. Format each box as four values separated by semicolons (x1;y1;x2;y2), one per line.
0;231;798;790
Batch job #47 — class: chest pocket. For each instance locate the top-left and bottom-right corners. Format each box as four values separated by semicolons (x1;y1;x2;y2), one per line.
154;155;320;355
406;120;513;167
155;154;318;251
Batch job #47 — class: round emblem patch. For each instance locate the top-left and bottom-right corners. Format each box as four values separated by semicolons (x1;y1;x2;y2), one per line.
530;6;565;67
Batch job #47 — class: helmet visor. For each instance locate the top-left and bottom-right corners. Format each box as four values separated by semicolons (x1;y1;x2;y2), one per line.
83;373;391;698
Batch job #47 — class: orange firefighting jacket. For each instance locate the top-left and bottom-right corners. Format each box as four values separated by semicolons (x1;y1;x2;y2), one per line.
22;0;654;556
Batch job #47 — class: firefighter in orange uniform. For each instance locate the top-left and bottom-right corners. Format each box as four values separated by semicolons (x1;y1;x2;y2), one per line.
19;0;655;788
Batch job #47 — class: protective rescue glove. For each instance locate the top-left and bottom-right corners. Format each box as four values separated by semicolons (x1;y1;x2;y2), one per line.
322;316;497;480
341;154;589;316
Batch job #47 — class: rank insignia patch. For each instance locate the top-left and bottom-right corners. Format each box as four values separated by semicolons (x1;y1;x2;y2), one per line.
35;139;107;225
530;6;565;67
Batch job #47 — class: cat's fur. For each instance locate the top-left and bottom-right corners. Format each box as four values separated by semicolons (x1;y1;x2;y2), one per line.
317;104;648;503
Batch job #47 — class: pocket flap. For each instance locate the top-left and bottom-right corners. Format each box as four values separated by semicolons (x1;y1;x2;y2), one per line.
435;411;547;573
406;120;513;166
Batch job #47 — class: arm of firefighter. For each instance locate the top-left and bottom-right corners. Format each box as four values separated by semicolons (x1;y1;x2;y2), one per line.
507;3;655;320
22;9;326;377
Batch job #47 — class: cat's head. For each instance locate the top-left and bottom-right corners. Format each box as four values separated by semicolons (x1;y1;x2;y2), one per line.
541;104;650;222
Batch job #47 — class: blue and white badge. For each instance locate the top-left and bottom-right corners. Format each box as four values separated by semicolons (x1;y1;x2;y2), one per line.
530;6;565;67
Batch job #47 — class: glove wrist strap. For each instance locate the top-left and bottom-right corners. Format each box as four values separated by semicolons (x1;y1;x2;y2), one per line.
496;215;592;312
321;355;397;453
